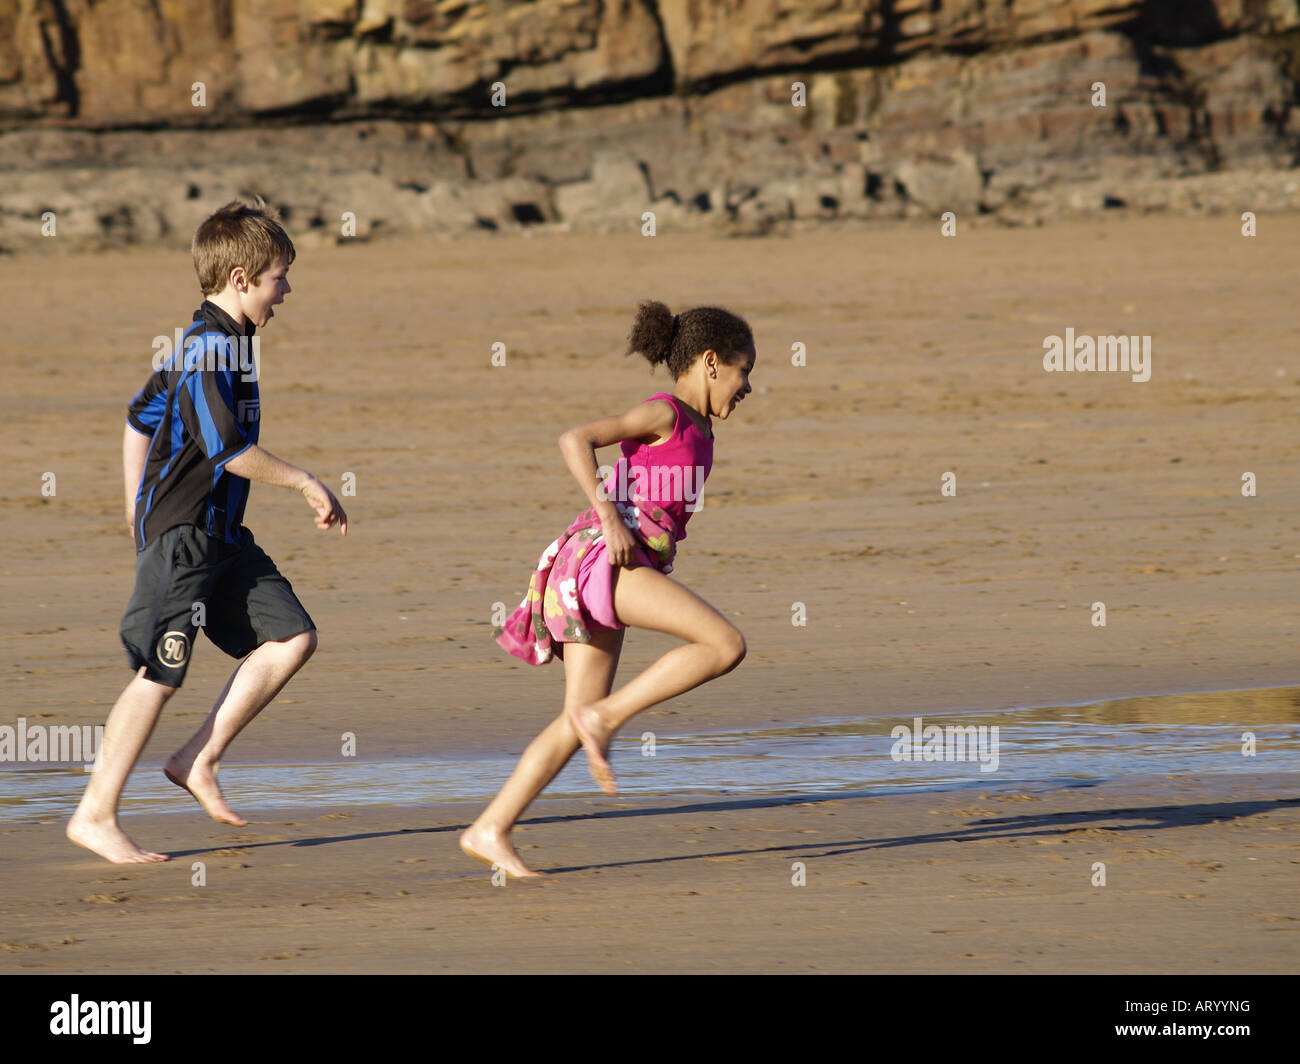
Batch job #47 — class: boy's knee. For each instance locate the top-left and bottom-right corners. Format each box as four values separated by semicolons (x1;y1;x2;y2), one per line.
282;628;317;663
135;669;179;700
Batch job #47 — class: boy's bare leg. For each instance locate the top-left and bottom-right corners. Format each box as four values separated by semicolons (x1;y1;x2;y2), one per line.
165;629;317;825
67;670;176;863
568;566;746;795
461;628;624;878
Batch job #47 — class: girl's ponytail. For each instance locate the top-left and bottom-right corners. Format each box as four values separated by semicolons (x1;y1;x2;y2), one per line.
626;300;676;370
626;300;754;378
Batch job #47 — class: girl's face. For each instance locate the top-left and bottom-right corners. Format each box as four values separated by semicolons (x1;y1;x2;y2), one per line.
709;346;756;420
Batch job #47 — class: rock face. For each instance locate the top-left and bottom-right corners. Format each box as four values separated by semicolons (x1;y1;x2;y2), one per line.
0;0;670;123
1;0;1299;249
7;0;1296;125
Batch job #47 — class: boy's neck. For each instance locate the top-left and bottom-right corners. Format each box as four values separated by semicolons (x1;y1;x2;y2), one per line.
207;289;246;329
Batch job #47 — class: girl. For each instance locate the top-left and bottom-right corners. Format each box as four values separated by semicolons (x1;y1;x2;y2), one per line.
462;300;757;878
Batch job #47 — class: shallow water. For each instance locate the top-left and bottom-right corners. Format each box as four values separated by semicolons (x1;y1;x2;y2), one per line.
3;686;1298;821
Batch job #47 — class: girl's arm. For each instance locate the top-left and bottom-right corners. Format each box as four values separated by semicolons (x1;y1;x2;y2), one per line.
558;399;676;565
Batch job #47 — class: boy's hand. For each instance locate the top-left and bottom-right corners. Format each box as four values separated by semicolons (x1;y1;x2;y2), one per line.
301;477;348;535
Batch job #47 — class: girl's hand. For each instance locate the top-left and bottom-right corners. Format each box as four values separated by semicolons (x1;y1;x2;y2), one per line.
599;510;639;566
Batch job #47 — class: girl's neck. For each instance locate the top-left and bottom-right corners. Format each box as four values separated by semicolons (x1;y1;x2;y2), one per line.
670;380;710;433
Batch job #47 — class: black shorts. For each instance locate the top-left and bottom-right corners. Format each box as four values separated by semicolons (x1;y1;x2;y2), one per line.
119;524;315;687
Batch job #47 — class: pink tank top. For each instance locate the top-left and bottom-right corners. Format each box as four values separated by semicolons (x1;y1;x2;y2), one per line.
602;392;714;541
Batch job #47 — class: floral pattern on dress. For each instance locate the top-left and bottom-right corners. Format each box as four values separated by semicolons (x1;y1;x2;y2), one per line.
494;497;679;666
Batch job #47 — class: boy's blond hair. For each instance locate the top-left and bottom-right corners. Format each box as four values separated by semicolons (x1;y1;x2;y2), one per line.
192;198;296;296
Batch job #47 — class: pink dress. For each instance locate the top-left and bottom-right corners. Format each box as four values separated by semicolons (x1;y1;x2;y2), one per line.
495;392;714;665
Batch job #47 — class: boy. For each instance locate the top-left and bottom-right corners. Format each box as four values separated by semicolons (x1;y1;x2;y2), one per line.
67;199;348;864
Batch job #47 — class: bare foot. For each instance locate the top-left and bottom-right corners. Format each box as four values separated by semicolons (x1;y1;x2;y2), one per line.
67;812;169;864
164;755;248;826
459;824;545;879
566;703;618;795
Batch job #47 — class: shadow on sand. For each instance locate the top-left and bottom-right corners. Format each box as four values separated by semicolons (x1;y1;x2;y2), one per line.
164;787;1300;874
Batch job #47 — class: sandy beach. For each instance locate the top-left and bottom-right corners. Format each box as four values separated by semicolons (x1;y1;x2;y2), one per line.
0;774;1296;974
2;214;1298;972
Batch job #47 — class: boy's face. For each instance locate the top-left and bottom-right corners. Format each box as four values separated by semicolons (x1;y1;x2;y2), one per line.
242;254;291;328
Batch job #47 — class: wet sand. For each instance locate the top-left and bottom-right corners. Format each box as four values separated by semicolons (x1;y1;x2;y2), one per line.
2;214;1299;971
2;775;1297;973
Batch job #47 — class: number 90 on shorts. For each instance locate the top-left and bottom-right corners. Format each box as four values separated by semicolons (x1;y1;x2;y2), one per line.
155;630;192;669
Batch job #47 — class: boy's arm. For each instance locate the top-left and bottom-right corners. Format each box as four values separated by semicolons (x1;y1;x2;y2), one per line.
173;363;347;536
123;422;151;529
224;444;348;535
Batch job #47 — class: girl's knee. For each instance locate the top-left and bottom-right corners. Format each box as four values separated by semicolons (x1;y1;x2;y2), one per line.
716;626;746;674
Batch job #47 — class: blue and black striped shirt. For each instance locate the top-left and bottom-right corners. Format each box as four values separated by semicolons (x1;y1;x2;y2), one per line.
128;301;260;550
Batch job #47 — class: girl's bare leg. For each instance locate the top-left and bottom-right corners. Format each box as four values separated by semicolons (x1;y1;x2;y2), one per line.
568;565;745;795
461;627;625;877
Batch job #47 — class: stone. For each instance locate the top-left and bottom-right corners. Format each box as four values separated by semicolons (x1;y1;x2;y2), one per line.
553;152;650;226
892;150;983;214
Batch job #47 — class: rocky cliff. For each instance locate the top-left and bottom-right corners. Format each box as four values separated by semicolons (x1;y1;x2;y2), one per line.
2;0;1298;248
